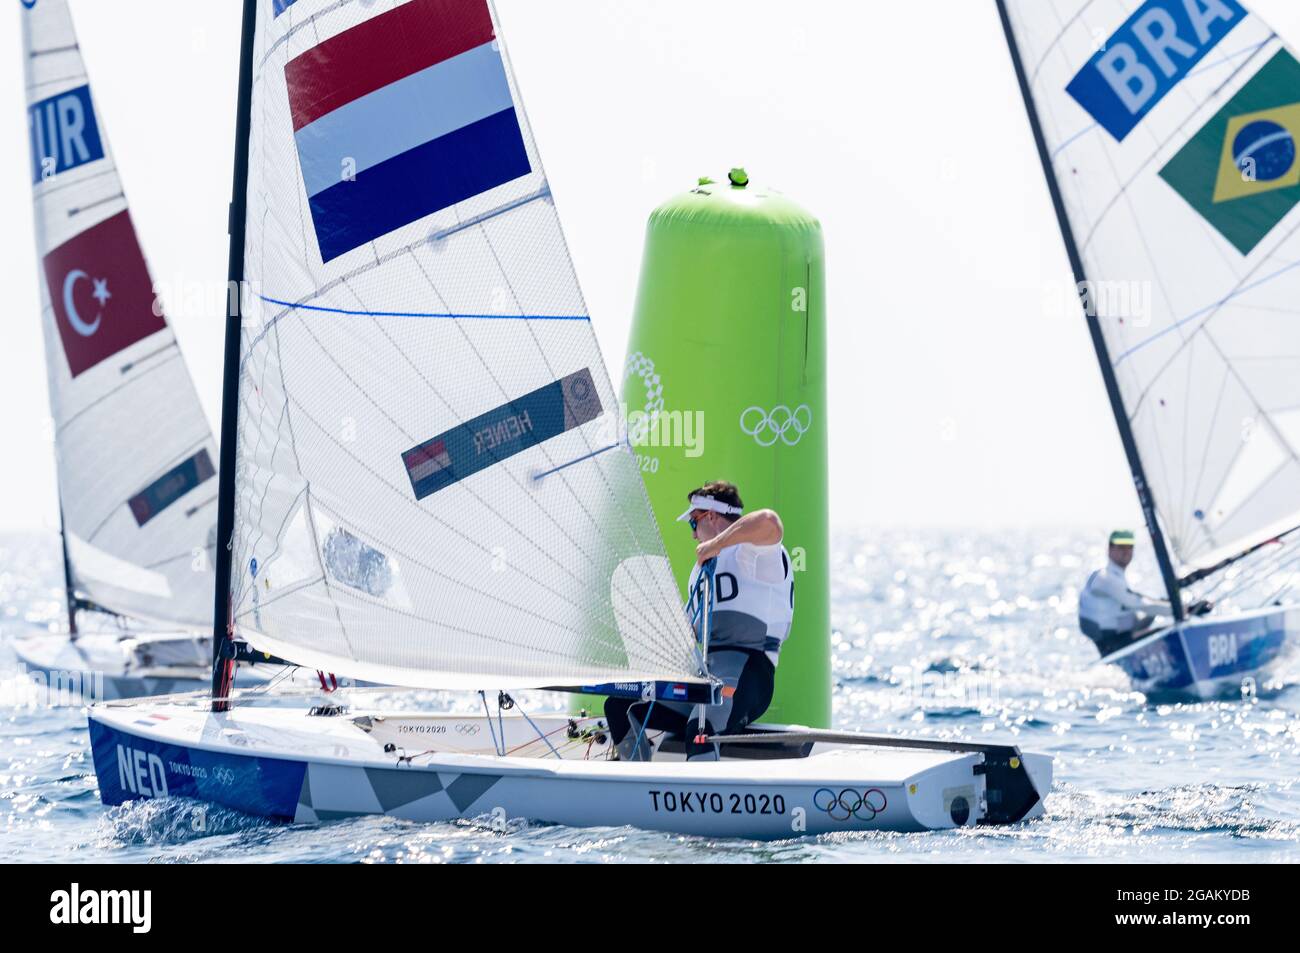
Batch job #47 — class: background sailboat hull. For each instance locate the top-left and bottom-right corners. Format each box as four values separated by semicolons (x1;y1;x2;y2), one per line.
12;627;280;701
15;631;209;701
1102;606;1296;700
87;702;1050;838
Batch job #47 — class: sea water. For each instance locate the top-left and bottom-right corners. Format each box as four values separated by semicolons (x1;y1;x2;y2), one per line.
1;528;1296;863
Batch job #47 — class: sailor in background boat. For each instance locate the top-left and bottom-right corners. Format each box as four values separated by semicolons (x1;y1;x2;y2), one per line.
606;481;793;761
1077;529;1172;655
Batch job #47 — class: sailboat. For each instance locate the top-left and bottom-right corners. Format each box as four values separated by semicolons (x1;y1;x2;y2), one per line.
999;0;1300;698
85;0;1051;838
14;0;250;700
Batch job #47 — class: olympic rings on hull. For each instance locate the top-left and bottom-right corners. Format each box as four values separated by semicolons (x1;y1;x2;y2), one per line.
740;404;812;447
812;787;888;822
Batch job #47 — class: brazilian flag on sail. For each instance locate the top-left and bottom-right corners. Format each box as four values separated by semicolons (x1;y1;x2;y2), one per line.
1160;50;1300;255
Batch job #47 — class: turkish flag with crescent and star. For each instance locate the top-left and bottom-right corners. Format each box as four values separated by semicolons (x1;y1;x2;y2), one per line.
42;209;167;378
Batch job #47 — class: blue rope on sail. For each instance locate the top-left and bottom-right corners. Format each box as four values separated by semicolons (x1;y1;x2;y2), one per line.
258;295;589;322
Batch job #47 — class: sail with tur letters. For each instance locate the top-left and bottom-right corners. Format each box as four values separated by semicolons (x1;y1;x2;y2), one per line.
223;0;704;688
999;0;1300;594
22;0;218;628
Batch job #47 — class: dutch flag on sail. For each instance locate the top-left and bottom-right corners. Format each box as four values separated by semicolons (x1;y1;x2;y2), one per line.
285;0;531;262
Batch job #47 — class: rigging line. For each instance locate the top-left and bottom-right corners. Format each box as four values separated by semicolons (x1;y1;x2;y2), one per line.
1212;543;1300;604
1116;257;1300;368
1183;528;1294;600
428;186;552;241
1230;540;1300;592
489;29;694;657
1259;555;1300;606
1180;523;1300;588
279;392;639;659
257;295;588;322
480;692;504;756
508;696;563;759
531;442;623;481
1077;40;1274;253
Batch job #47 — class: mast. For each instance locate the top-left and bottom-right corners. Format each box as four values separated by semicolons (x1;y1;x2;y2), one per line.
57;502;78;638
212;0;259;710
995;0;1184;621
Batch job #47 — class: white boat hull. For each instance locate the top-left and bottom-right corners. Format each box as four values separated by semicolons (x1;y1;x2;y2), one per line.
88;700;1051;839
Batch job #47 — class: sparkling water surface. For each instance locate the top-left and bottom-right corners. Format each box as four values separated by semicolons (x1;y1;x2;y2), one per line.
2;528;1297;863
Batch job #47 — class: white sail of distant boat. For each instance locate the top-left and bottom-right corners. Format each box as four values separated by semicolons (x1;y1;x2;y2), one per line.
999;0;1300;697
227;0;703;688
23;0;218;629
999;0;1300;598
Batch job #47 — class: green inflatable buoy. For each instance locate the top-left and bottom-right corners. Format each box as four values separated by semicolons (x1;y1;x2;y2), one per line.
610;172;831;728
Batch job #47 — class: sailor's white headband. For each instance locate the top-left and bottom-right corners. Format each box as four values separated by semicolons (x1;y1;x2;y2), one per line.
676;495;744;522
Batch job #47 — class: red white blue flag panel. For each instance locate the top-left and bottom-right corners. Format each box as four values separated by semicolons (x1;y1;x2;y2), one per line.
285;0;532;262
41;210;167;378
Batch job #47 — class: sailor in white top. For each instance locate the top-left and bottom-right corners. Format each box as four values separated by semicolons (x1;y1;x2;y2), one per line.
605;481;793;761
1078;529;1170;656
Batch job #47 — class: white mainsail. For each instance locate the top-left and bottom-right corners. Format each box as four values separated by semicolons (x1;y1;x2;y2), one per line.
23;0;218;628
228;0;704;689
1001;0;1300;576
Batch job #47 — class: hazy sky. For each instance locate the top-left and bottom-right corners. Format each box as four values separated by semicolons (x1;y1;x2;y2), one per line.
4;0;1300;534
